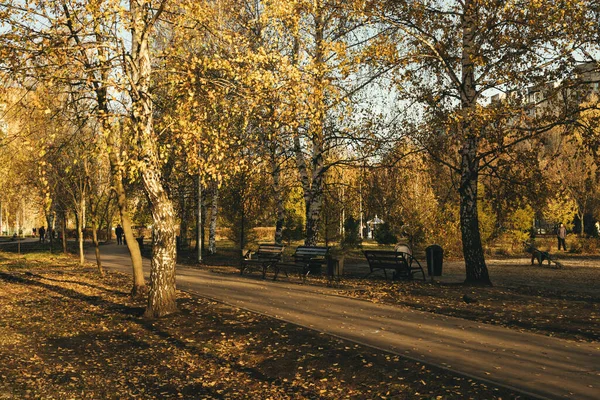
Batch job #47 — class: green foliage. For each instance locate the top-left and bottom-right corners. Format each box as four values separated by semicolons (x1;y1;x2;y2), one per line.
284;187;306;226
543;192;577;230
281;212;304;244
374;222;397;245
341;216;362;249
220;170;273;247
568;237;600;254
507;206;535;246
130;189;153;228
477;197;497;246
429;205;462;258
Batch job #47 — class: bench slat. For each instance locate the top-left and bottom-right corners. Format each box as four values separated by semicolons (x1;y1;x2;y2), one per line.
240;244;285;278
275;246;331;282
363;250;425;281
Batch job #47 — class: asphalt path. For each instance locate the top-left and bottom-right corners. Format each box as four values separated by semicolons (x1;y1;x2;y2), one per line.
87;243;599;400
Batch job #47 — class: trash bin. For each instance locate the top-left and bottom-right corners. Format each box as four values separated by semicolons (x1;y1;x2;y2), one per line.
136;237;144;250
426;244;443;277
327;257;343;286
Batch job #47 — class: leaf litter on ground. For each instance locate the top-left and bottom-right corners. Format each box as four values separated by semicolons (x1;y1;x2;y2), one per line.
0;251;530;399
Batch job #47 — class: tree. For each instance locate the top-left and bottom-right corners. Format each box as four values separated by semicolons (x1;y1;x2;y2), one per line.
0;0;147;295
125;0;178;317
549;135;598;236
370;0;589;284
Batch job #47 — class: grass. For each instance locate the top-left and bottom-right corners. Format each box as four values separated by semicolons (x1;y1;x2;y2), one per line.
0;251;526;399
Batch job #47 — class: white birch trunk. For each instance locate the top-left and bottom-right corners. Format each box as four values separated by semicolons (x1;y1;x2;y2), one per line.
458;0;491;285
208;183;218;254
129;0;177;317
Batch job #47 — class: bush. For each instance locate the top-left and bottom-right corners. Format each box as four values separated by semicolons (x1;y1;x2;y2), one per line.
341;217;362;249
226;223;256;247
253;227;276;242
374;223;398;245
282;213;304;244
567;236;600;254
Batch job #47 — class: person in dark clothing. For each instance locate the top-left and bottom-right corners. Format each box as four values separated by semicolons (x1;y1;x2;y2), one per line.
39;226;46;243
557;223;567;251
115;224;124;245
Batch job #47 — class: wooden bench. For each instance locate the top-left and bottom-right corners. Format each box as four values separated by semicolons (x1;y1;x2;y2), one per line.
240;244;285;278
363;250;426;281
274;246;331;282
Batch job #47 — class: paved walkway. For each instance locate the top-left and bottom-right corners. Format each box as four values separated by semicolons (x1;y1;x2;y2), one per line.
88;244;599;400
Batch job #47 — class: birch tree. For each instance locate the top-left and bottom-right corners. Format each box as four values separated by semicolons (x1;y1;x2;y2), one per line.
369;0;589;284
124;0;179;317
0;0;147;295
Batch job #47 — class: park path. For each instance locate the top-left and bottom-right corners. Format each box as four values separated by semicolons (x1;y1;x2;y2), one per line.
88;244;599;400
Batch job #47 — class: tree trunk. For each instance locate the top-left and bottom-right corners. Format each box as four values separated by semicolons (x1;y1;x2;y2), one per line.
297;7;327;247
46;213;54;253
271;154;284;245
304;189;323;246
101;194;114;243
130;0;177;318
64;0;145;294
102;111;145;297
76;207;85;266
91;220;103;276
196;174;203;263
208;183;218;254
458;0;491;285
142;168;178;318
62;212;67;254
240;173;246;250
459;137;491;285
178;184;188;250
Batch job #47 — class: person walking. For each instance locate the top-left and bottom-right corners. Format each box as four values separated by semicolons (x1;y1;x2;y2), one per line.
39;226;46;243
557;222;567;251
115;224;124;245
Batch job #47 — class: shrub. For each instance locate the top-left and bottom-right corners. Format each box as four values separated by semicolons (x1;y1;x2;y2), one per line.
567;236;600;254
341;217;362;249
282;213;304;244
253;227;276;242
374;222;398;245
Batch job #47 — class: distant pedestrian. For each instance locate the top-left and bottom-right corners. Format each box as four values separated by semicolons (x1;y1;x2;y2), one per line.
39;226;46;243
557;223;567;251
115;224;124;245
32;227;36;237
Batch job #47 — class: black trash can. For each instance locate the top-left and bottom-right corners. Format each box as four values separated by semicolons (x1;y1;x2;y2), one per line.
136;237;144;250
426;244;443;277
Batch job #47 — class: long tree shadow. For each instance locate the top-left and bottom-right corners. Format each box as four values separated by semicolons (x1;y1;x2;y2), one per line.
0;271;144;317
25;272;128;297
0;271;328;398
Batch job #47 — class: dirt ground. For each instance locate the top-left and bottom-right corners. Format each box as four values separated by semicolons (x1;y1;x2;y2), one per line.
0;252;528;399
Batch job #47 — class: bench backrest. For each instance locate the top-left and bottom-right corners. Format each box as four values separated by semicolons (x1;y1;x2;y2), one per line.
255;244;285;260
293;246;329;262
364;250;409;267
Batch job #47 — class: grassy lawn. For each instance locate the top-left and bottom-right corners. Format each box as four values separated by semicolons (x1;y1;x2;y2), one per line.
0;251;528;399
